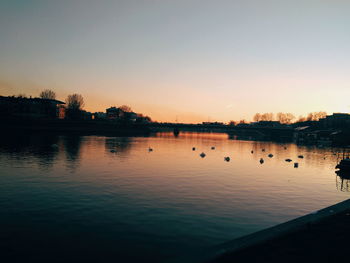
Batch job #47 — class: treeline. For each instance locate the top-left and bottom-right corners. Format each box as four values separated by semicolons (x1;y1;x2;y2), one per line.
252;111;327;123
228;111;327;125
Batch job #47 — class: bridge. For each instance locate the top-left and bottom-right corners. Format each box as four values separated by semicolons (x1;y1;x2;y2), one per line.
148;123;295;141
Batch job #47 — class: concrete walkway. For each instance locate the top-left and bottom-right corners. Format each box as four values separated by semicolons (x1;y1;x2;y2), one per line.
209;198;350;263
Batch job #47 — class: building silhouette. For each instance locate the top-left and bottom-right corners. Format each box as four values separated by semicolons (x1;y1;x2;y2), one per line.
0;96;65;120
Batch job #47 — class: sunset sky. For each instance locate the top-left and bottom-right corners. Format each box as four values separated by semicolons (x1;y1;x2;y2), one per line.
0;0;349;123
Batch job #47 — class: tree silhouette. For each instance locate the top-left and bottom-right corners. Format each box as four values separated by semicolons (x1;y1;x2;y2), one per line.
228;120;237;126
253;113;261;122
277;112;295;124
16;93;27;98
297;115;307;122
119;105;132;112
306;111;327;121
65;94;84;120
144;116;152;122
285;113;295;123
261;113;274;121
66;94;84;111
40;89;56;100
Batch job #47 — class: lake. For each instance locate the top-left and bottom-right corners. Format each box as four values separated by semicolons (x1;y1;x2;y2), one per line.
0;132;348;262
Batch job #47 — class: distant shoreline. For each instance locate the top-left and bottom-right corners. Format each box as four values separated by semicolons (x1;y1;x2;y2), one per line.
2;118;152;136
2;118;350;148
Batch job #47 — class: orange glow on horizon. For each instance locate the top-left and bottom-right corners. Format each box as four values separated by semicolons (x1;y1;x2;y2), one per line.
1;80;349;124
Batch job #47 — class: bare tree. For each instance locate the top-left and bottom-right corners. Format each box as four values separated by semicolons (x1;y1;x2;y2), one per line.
277;112;285;123
314;111;327;120
119;105;132;112
16;93;27;98
261;113;274;121
285;113;295;124
297;115;307;122
306;111;327;121
40;89;56;100
228;120;237;126
253;113;261;122
277;112;295;124
144;116;152;122
306;113;314;121
66;94;84;111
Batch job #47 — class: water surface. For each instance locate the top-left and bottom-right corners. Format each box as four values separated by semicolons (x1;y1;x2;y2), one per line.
0;132;348;262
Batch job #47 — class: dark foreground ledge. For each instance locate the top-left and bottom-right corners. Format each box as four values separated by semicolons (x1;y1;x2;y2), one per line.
171;199;350;263
208;199;350;263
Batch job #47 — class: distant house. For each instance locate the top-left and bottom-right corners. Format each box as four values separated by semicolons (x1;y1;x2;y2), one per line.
92;112;107;120
106;106;142;122
106;107;124;120
0;96;65;120
57;105;66;119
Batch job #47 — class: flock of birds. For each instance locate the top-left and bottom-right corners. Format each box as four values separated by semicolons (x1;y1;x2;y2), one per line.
142;145;304;167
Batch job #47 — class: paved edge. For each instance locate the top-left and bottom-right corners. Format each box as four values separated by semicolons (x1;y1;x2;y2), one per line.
168;198;350;263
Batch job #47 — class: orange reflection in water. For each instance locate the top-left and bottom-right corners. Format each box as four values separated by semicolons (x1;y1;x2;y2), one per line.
0;132;349;250
78;133;347;219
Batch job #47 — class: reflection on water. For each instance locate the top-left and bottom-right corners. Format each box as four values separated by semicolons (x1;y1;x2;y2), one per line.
63;135;82;161
63;135;82;171
0;132;349;262
0;134;60;170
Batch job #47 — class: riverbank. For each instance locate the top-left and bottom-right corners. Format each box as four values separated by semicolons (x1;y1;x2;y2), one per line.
2;119;151;136
204;198;350;263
